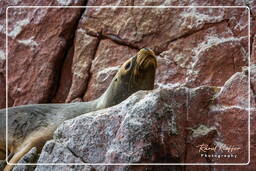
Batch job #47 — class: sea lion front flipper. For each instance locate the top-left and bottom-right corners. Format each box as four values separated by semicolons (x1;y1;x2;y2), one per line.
4;143;35;171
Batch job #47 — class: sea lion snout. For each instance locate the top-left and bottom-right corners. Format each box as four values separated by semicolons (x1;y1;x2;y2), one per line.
136;48;157;70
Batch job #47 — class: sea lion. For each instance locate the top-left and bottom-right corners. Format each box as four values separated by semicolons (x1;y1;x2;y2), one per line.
0;48;157;171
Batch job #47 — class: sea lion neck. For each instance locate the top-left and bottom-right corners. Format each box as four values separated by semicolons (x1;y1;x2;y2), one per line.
96;48;157;109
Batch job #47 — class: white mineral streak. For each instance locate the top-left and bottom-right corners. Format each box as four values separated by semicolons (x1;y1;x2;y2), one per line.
57;0;79;5
186;36;248;81
96;66;119;82
169;114;177;134
128;118;143;126
193;36;247;59
180;8;224;28
209;104;249;112
234;21;248;31
158;53;172;65
214;73;240;97
132;92;159;112
17;36;39;49
73;62;89;79
72;29;93;79
77;28;85;34
12;0;21;5
155;82;181;89
0;25;5;34
8;18;30;38
190;125;216;138
0;50;5;60
57;0;72;5
214;141;230;149
173;54;190;68
33;8;48;24
76;29;92;46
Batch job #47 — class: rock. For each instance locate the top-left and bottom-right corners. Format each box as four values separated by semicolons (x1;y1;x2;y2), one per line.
12;147;38;171
35;141;93;171
36;87;188;170
156;21;247;88
7;6;85;107
36;66;252;169
82;1;248;53
214;71;253;108
0;0;255;170
71;97;83;103
0;2;251;108
0;0;86;108
250;65;256;100
65;31;99;102
188;66;254;171
252;35;256;65
37;85;224;170
184;86;220;170
83;39;137;101
0;160;6;171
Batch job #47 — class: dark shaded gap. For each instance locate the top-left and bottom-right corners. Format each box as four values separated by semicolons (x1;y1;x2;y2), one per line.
49;7;87;103
85;30;140;51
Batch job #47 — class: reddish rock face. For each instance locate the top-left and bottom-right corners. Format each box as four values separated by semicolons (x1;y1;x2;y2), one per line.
183;72;251;171
0;4;250;107
215;72;253;107
252;35;256;64
83;6;245;54
1;0;255;170
5;4;85;107
65;31;99;102
156;22;247;88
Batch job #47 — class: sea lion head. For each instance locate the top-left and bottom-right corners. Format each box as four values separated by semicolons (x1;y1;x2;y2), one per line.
100;48;157;108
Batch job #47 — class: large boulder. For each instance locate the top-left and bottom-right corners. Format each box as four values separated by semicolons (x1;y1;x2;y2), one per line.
35;65;253;170
35;87;190;170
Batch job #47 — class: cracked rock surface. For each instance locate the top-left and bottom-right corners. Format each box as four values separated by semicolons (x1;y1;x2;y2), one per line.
0;0;255;170
0;0;253;107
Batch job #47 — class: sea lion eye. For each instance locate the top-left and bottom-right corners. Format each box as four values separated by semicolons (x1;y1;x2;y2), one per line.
125;62;131;70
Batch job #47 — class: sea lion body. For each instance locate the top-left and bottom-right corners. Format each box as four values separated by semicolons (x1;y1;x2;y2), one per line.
0;48;157;170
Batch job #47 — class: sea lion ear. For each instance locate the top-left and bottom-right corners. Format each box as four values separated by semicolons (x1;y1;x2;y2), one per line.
124;61;131;70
